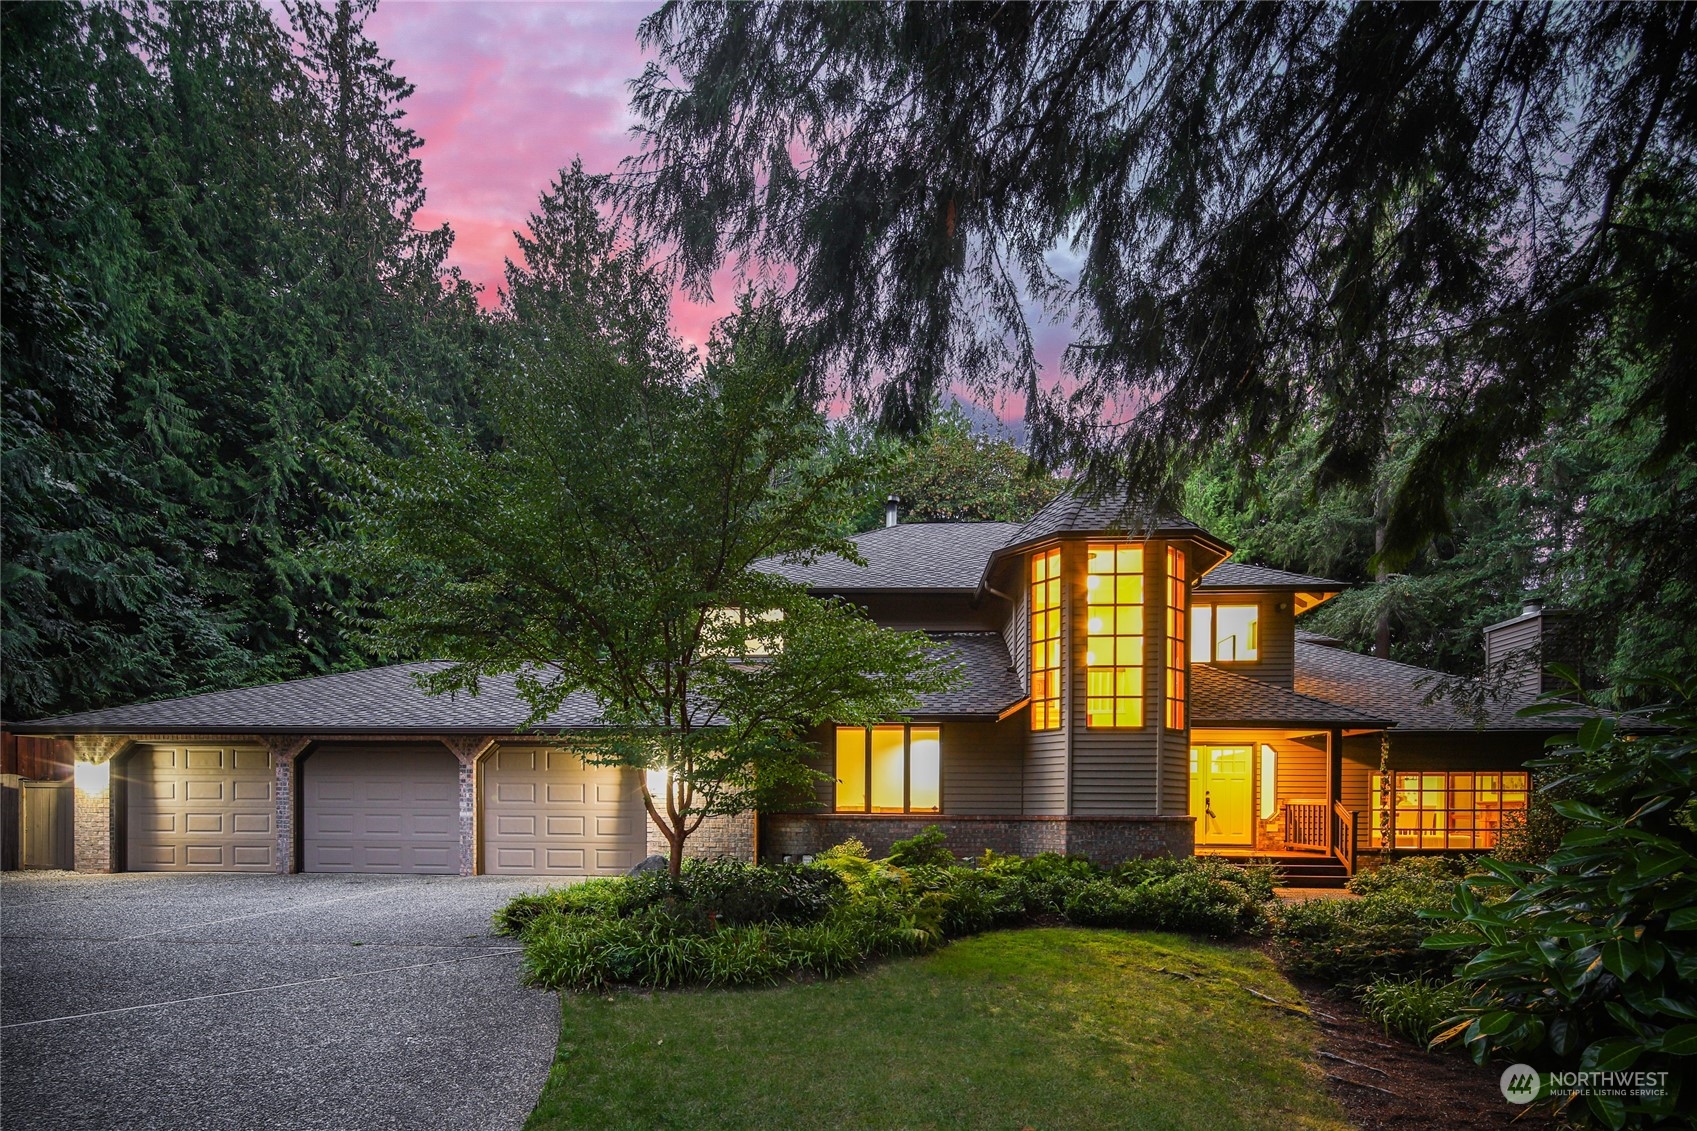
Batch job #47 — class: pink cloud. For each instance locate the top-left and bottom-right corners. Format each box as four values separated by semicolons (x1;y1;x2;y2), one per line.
367;1;1028;431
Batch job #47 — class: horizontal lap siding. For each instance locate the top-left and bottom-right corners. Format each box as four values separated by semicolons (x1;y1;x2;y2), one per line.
792;721;1023;816
1202;593;1294;687
943;720;1023;814
1271;736;1329;806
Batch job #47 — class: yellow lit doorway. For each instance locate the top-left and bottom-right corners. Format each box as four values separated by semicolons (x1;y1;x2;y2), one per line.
1190;745;1253;846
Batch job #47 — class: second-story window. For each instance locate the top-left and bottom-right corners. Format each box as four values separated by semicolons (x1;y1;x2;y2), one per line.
1085;542;1145;728
1030;547;1061;730
1192;603;1259;662
1166;546;1187;729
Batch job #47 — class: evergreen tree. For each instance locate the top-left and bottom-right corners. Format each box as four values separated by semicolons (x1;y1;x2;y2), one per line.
621;3;1696;564
1;1;481;720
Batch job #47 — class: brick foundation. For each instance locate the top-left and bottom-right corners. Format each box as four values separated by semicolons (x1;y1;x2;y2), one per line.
758;814;1195;864
645;812;757;864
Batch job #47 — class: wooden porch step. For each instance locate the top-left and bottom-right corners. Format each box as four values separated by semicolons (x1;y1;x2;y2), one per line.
1205;854;1352;889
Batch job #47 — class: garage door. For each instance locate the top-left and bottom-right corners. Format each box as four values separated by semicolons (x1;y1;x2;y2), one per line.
126;744;275;871
481;746;643;875
302;746;458;874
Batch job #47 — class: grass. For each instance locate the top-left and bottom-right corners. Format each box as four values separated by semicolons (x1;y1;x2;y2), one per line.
524;928;1351;1131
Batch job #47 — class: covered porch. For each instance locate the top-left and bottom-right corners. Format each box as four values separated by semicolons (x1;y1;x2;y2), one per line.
1188;663;1391;878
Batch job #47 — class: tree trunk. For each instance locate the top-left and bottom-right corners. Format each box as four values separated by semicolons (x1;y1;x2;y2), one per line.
1374;493;1391;660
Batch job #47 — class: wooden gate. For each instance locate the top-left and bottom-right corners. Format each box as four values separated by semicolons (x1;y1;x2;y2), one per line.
20;780;73;869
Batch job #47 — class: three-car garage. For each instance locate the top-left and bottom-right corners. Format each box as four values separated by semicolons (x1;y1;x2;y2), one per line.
116;739;644;876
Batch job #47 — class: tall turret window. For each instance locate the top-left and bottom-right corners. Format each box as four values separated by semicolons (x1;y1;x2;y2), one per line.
1085;542;1145;728
1029;548;1062;730
1166;546;1187;729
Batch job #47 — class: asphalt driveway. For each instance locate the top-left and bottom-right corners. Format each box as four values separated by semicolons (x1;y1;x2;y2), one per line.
1;871;562;1131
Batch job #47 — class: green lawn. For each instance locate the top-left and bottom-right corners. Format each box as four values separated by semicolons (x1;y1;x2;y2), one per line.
524;928;1352;1131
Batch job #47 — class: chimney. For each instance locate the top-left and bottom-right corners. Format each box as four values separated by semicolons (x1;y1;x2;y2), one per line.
1483;597;1579;702
885;496;901;528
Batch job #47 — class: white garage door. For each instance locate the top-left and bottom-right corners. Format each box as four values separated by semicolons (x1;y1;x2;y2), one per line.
126;744;275;871
302;746;458;874
481;746;643;875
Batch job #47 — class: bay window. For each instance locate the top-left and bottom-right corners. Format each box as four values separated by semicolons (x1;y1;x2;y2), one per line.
1085;542;1144;728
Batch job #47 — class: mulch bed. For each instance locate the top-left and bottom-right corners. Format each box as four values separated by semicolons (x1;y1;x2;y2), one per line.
1291;981;1556;1130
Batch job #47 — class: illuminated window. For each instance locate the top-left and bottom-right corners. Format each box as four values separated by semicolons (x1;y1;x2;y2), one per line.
1259;744;1277;820
1029;548;1062;730
834;725;941;813
1368;770;1529;849
1190;603;1259;662
1165;546;1187;729
1086;542;1144;728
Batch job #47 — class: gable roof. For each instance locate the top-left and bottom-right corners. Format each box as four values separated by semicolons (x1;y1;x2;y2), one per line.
754;522;1024;591
1293;639;1570;732
14;633;1024;736
1199;563;1346;590
1190;663;1389;728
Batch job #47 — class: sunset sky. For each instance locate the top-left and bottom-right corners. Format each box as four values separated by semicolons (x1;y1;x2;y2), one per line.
366;0;1038;430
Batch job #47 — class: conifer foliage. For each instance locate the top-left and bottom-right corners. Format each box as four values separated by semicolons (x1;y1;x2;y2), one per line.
1;1;482;720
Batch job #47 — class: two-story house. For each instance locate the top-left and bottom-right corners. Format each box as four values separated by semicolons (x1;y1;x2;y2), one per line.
5;492;1568;882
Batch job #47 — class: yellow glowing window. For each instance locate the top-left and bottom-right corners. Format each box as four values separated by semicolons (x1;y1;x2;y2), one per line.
1368;770;1529;849
1029;547;1062;730
834;727;866;810
1191;603;1259;662
834;725;942;813
1165;546;1187;730
1085;542;1144;728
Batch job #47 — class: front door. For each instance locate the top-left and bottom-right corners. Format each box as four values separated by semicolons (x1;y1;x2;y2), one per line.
1190;745;1253;847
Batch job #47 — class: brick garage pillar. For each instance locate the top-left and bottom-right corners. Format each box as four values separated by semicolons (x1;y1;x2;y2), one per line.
266;738;312;874
71;737;130;873
441;737;498;876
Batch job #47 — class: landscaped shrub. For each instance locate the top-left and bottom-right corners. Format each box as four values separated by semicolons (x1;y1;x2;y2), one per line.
493;858;844;938
1359;975;1470;1045
500;836;1278;991
886;825;956;868
1271;883;1466;988
1423;676;1697;1128
1346;855;1471;899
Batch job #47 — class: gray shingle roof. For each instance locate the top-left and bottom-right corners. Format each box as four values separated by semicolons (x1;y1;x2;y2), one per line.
913;632;1023;716
754;522;1023;590
16;664;609;734
1200;563;1346;590
1294;641;1570;732
1003;491;1208;551
1190;663;1388;727
17;632;1024;735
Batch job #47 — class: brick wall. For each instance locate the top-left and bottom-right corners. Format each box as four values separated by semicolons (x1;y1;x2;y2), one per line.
759;814;1194;864
645;812;756;864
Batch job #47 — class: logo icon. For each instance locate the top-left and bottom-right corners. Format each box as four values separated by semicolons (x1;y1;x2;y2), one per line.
1500;1064;1541;1104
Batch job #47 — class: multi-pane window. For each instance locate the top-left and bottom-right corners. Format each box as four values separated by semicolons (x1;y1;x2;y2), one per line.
835;725;941;813
1368;771;1529;849
1191;603;1259;662
1085;543;1145;728
1165;546;1187;730
1029;548;1062;730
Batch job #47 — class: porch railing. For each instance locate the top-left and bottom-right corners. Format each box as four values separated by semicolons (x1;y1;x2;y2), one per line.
1282;801;1328;852
1332;801;1358;875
